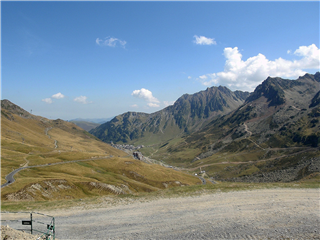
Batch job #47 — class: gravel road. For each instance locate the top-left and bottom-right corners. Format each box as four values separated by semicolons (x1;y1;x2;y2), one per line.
2;188;319;239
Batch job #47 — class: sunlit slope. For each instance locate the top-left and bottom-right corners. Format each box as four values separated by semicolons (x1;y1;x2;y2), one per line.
1;100;200;201
1;156;200;201
1;103;126;183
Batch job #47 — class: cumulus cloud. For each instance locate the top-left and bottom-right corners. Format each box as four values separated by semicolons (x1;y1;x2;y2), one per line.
96;36;126;48
74;96;92;104
193;35;216;45
163;101;175;107
42;92;65;104
199;75;208;80
197;44;320;91
131;104;138;108
52;92;65;99
132;88;160;103
42;98;52;104
147;102;160;108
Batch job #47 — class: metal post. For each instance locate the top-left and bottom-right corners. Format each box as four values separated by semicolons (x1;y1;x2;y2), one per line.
30;212;33;235
53;217;55;240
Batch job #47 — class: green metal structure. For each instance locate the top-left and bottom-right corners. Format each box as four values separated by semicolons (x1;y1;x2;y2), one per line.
1;211;55;240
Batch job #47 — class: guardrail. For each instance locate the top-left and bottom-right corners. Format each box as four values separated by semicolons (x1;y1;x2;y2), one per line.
1;211;55;240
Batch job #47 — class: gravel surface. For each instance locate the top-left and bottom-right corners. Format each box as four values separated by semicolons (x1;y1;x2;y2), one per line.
2;188;319;239
51;188;320;239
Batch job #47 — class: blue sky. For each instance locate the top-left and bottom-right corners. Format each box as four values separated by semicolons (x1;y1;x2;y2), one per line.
1;1;319;120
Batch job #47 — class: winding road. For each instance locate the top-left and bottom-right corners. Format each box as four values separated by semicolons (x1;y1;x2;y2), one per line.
1;156;112;188
198;176;206;185
2;126;79;188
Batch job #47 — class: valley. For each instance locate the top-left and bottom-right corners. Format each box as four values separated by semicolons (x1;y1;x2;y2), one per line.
2;73;319;205
1;73;319;240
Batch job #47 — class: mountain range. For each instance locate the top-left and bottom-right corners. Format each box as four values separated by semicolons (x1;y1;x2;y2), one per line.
90;72;320;182
69;117;112;124
1;72;319;196
89;86;250;145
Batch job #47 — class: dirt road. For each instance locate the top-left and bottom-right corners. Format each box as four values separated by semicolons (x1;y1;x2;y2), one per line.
36;188;319;239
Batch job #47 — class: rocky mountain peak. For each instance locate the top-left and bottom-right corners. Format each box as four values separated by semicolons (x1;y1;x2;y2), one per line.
1;99;34;119
245;77;286;107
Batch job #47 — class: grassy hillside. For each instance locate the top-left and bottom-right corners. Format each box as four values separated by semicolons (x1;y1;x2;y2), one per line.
1;100;200;203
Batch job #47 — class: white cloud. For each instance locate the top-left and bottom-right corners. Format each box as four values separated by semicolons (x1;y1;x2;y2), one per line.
42;92;65;104
163;101;175;107
52;92;65;99
132;88;161;108
147;102;160;108
198;44;320;92
188;76;192;79
96;36;126;48
42;98;52;104
199;75;208;80
293;44;320;69
131;104;138;108
74;96;92;104
193;35;216;45
132;88;160;103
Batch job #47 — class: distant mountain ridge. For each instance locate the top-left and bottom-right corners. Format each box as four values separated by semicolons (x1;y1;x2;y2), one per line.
69;118;113;131
70;120;101;132
89;86;250;145
70;117;113;124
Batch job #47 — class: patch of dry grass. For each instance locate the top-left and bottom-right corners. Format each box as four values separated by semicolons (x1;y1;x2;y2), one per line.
1;112;200;204
2;179;319;212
